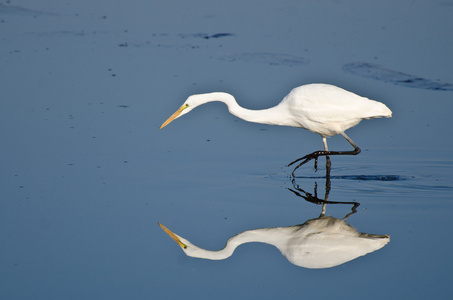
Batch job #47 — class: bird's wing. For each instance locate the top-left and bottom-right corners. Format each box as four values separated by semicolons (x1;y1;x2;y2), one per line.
285;85;385;124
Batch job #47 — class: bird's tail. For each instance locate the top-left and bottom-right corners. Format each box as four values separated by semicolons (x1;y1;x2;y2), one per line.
364;100;392;119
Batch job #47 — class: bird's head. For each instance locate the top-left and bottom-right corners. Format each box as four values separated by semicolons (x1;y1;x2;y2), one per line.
158;222;235;260
158;222;190;250
160;93;233;129
159;95;205;129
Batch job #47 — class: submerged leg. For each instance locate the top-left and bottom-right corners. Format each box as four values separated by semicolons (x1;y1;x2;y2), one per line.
323;137;331;172
323;137;332;187
288;132;361;176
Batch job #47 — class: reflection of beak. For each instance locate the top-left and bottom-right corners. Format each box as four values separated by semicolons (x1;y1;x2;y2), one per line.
160;105;187;129
158;223;188;249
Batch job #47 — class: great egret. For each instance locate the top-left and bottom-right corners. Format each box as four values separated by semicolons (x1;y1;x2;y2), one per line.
160;84;392;174
158;218;389;269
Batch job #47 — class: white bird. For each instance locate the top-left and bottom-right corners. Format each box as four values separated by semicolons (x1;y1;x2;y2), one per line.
160;84;392;174
158;218;389;269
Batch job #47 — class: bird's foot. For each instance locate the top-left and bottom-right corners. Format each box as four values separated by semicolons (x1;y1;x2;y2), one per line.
289;152;322;177
288;150;332;177
289;146;359;177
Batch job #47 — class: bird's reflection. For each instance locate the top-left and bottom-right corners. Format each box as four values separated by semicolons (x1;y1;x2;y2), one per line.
288;176;359;220
159;176;389;269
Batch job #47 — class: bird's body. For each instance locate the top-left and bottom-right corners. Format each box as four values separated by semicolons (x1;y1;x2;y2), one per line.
277;84;391;136
160;83;392;173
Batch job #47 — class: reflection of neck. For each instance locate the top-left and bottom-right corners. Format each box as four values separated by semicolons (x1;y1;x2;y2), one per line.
188;228;288;260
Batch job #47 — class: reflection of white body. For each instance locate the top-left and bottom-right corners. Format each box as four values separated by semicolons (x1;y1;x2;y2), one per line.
160;84;392;170
159;216;389;269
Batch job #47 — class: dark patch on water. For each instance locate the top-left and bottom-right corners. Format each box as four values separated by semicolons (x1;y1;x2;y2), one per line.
342;62;453;91
296;175;406;181
334;175;405;181
179;33;234;39
221;52;309;67
204;33;234;39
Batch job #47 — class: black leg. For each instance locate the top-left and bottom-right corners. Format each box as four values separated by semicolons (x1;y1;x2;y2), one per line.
325;155;331;185
288;132;361;177
289;146;360;177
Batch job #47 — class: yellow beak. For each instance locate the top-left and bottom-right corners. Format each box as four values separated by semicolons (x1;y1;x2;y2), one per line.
158;223;188;249
159;104;188;129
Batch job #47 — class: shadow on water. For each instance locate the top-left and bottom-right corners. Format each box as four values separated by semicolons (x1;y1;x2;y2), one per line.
159;175;390;269
342;62;453;91
294;174;406;181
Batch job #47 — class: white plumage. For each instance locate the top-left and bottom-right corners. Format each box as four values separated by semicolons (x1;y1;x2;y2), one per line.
159;218;390;269
279;84;391;136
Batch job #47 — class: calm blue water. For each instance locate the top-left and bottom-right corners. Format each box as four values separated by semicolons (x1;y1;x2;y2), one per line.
1;1;453;299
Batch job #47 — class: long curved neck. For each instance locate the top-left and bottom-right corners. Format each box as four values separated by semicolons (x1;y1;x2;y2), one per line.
195;92;288;126
186;228;287;260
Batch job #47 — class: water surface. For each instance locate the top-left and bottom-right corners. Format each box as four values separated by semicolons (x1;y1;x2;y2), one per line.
1;1;452;299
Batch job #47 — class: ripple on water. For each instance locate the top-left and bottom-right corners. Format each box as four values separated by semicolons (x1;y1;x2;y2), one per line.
220;52;309;67
342;62;453;91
